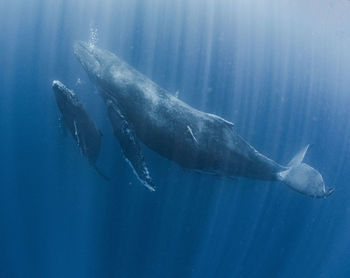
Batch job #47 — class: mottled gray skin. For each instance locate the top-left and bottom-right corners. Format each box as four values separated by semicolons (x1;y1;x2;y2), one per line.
73;42;334;197
74;42;284;181
52;80;101;165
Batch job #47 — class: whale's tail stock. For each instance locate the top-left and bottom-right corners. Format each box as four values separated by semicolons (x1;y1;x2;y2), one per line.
277;145;334;198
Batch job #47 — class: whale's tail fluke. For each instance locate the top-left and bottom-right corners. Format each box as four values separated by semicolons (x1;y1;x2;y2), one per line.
277;145;334;198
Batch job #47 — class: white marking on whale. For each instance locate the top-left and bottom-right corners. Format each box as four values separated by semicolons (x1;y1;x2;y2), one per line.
187;125;198;145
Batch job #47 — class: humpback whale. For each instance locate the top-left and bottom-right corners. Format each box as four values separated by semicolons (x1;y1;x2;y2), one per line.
52;80;107;179
73;41;333;198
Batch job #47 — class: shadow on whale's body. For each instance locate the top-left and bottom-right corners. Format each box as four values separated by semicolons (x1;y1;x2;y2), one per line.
56;41;333;198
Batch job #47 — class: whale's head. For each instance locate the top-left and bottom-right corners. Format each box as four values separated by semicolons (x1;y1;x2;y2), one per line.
73;41;104;83
52;80;79;112
74;41;127;94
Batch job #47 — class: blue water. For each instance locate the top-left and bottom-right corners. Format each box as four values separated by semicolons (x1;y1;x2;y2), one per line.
1;0;350;277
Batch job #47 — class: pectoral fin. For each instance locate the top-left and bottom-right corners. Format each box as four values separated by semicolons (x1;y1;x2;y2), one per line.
106;100;155;191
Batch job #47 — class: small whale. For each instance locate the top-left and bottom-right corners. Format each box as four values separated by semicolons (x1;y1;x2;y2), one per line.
52;80;108;180
73;41;333;198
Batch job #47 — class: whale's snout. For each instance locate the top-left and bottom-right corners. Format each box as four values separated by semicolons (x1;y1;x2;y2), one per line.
73;41;101;79
73;41;91;59
52;80;78;110
52;80;74;98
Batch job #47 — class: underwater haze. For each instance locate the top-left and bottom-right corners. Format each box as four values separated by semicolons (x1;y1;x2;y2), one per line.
1;0;350;277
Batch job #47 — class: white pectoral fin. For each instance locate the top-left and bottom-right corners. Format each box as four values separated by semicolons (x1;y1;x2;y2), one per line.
107;100;156;191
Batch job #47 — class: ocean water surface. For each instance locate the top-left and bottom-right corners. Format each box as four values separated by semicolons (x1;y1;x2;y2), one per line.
0;0;350;277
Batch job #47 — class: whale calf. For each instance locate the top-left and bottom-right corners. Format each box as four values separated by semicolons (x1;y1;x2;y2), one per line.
52;80;107;179
73;41;333;198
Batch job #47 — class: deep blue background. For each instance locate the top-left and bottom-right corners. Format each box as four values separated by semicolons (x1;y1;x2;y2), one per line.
1;0;350;277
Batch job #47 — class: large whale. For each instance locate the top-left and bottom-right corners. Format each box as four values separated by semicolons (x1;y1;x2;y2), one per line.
73;41;334;198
